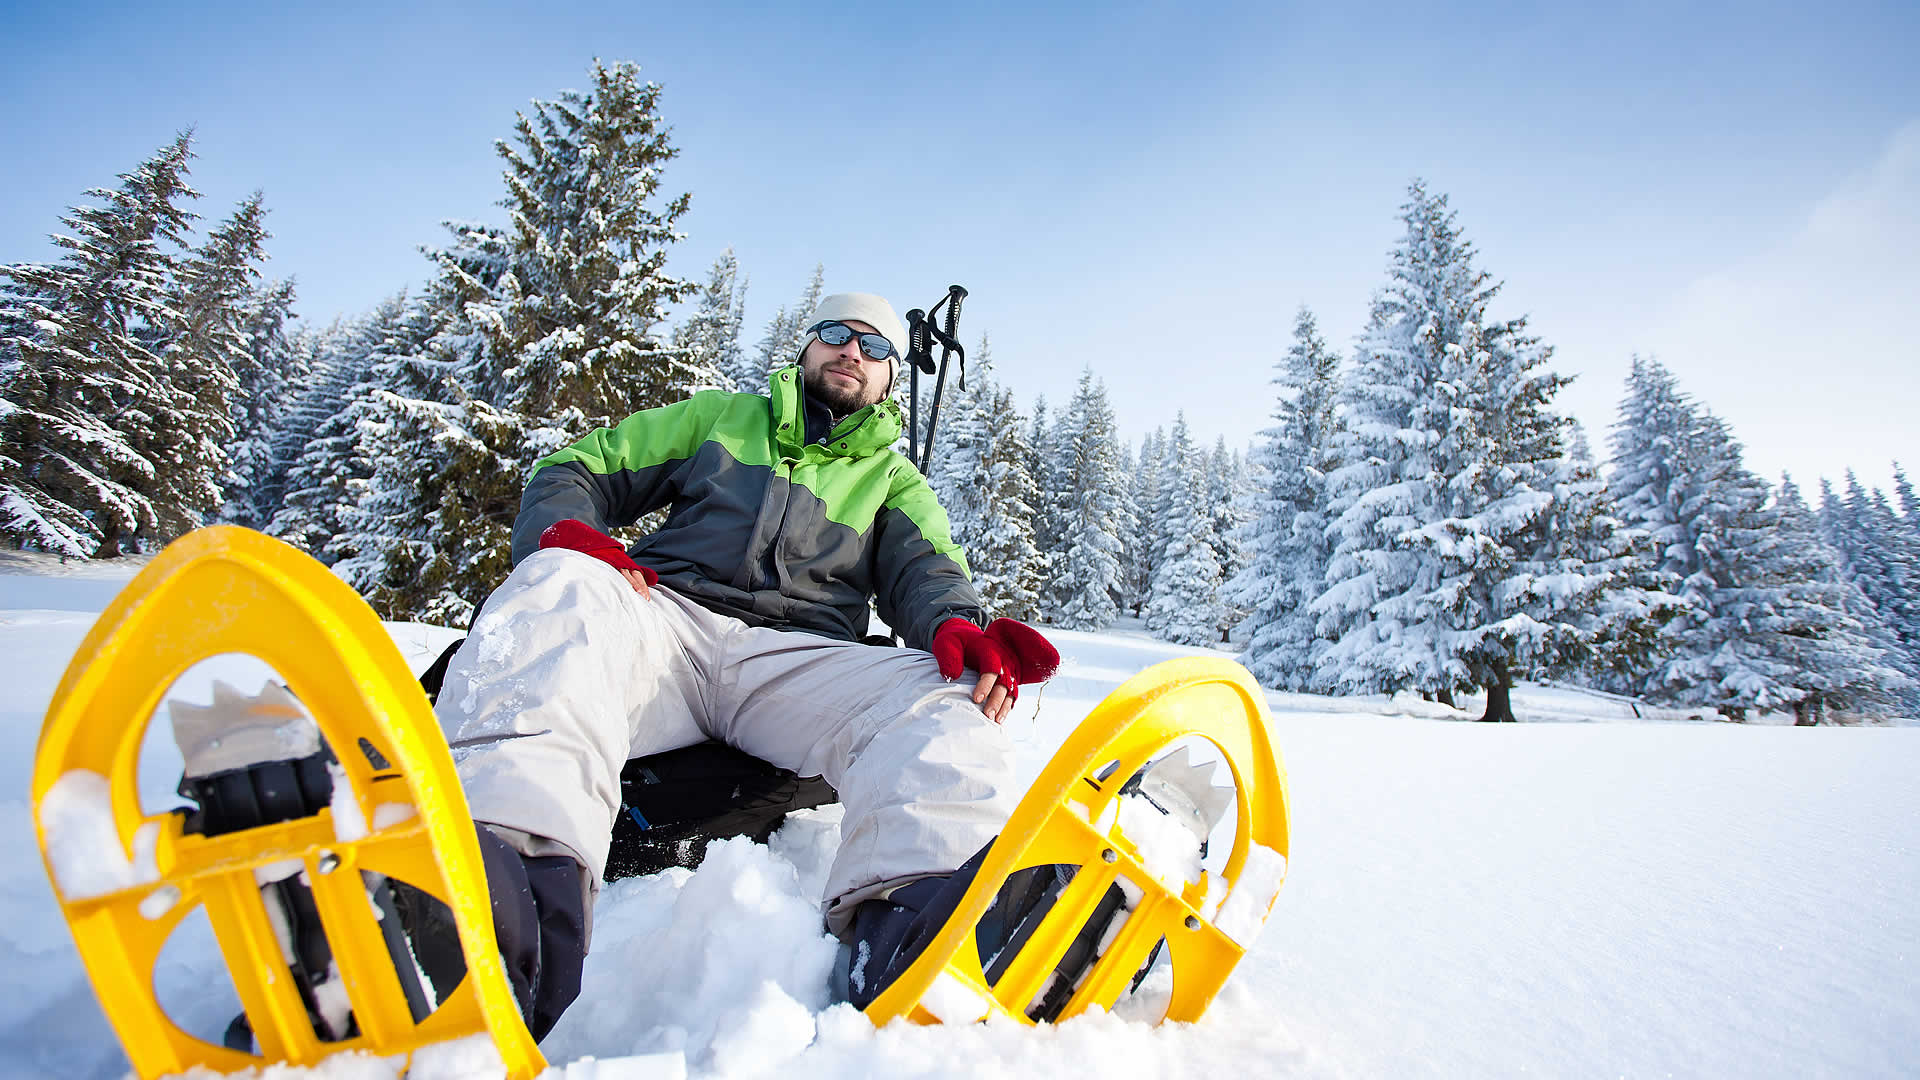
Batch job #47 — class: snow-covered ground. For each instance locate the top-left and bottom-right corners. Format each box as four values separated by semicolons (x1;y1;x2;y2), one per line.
2;554;1916;1078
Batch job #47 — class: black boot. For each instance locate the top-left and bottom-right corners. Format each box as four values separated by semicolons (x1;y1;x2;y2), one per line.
471;825;588;1041
171;681;436;1048
170;683;590;1045
830;831;1180;1019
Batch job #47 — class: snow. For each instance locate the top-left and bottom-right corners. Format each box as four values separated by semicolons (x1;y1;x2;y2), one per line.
39;770;159;900
1210;845;1285;948
3;561;1919;1077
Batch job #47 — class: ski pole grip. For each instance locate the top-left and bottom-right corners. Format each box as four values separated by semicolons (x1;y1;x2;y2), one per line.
907;308;935;374
943;285;967;341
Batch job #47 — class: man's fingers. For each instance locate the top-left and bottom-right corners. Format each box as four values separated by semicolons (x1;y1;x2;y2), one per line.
968;672;1013;723
621;567;651;597
984;682;1012;723
971;671;998;704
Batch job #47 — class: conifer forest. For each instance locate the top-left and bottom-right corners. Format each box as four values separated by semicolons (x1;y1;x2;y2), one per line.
5;61;1915;724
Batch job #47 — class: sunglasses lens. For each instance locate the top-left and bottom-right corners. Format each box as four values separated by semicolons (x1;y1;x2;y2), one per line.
815;323;854;346
858;336;894;361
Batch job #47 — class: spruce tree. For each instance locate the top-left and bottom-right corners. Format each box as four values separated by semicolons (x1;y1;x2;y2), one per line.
1767;477;1914;720
147;193;272;538
751;265;826;381
1227;307;1343;691
1207;437;1250;599
925;341;992;548
676;249;752;391
0;134;199;556
975;381;1048;621
268;295;420;558
337;61;697;624
1567;423;1673;694
1315;182;1606;718
1051;369;1134;630
1024;394;1067;608
1820;473;1920;678
1144;414;1224;645
221;278;302;527
926;339;1045;620
1609;358;1800;717
1126;427;1166;615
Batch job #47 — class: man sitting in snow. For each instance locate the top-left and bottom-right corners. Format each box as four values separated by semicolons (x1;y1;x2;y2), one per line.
432;292;1060;1036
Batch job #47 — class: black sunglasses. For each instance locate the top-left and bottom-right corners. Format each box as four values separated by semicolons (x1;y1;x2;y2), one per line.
808;320;897;362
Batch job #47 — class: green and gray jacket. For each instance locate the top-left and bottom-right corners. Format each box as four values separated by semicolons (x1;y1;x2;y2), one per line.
510;365;982;651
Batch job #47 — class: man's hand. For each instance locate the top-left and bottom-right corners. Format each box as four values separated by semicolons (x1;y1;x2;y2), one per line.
539;519;658;597
618;567;653;598
930;617;1061;724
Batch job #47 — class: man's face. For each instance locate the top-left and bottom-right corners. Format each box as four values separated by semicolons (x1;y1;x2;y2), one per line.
800;319;892;414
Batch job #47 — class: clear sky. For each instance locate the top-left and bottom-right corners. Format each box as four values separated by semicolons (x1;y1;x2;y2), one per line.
3;1;1915;494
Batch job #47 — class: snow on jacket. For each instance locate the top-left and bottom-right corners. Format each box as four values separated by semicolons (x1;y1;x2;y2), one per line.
509;364;984;651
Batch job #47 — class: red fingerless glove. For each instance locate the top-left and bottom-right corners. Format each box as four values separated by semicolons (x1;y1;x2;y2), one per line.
930;617;1061;702
539;519;658;586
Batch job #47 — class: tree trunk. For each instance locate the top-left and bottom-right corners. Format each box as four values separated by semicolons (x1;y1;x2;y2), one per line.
1435;687;1456;708
1478;661;1517;722
1793;701;1814;727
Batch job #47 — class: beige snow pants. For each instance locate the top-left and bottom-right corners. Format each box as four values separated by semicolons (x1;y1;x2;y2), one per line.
433;548;1017;933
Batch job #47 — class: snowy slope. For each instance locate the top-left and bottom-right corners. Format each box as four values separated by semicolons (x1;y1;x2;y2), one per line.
2;560;1916;1079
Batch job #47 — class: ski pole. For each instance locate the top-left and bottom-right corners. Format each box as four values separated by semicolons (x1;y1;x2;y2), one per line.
918;285;967;471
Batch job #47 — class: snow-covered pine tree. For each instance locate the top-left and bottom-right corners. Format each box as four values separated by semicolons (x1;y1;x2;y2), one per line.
221;278;302;527
974;381;1048;621
1125;427;1166;615
1563;422;1672;694
1608;358;1796;717
1226;307;1343;691
1143;426;1179;597
338;61;698;624
750;265;826;383
1891;467;1920;670
0;134;199;556
1206;437;1251;640
1767;476;1914;721
925;338;1045;621
267;295;416;557
1313;182;1604;719
1024;394;1067;610
1144;414;1224;645
1819;473;1920;677
1051;369;1136;631
675;249;751;392
925;340;991;550
321;292;453;600
146;192;272;539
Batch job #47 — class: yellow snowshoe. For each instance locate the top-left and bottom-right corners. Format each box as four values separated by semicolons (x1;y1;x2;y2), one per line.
32;526;544;1079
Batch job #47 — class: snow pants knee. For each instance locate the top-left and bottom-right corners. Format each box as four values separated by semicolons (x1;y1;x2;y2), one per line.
433;548;1017;935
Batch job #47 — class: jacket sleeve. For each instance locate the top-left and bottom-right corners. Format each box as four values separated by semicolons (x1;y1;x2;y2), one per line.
510;392;728;564
871;467;987;651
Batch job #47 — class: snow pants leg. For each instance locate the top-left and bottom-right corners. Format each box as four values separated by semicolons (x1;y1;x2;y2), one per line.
433;548;1017;937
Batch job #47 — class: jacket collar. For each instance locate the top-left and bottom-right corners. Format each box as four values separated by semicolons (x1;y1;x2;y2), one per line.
768;364;903;458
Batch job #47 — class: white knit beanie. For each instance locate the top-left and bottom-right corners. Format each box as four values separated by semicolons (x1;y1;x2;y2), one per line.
800;293;908;384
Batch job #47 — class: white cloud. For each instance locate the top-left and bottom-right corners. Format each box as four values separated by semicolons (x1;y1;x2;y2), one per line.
1649;121;1918;492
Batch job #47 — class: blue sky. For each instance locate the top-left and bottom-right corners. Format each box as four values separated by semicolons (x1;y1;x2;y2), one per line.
3;1;1915;493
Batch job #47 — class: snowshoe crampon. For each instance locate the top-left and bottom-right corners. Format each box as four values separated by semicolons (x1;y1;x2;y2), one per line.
31;526;544;1079
862;656;1290;1028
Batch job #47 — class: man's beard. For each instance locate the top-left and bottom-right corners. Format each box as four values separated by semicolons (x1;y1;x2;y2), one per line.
803;364;879;415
